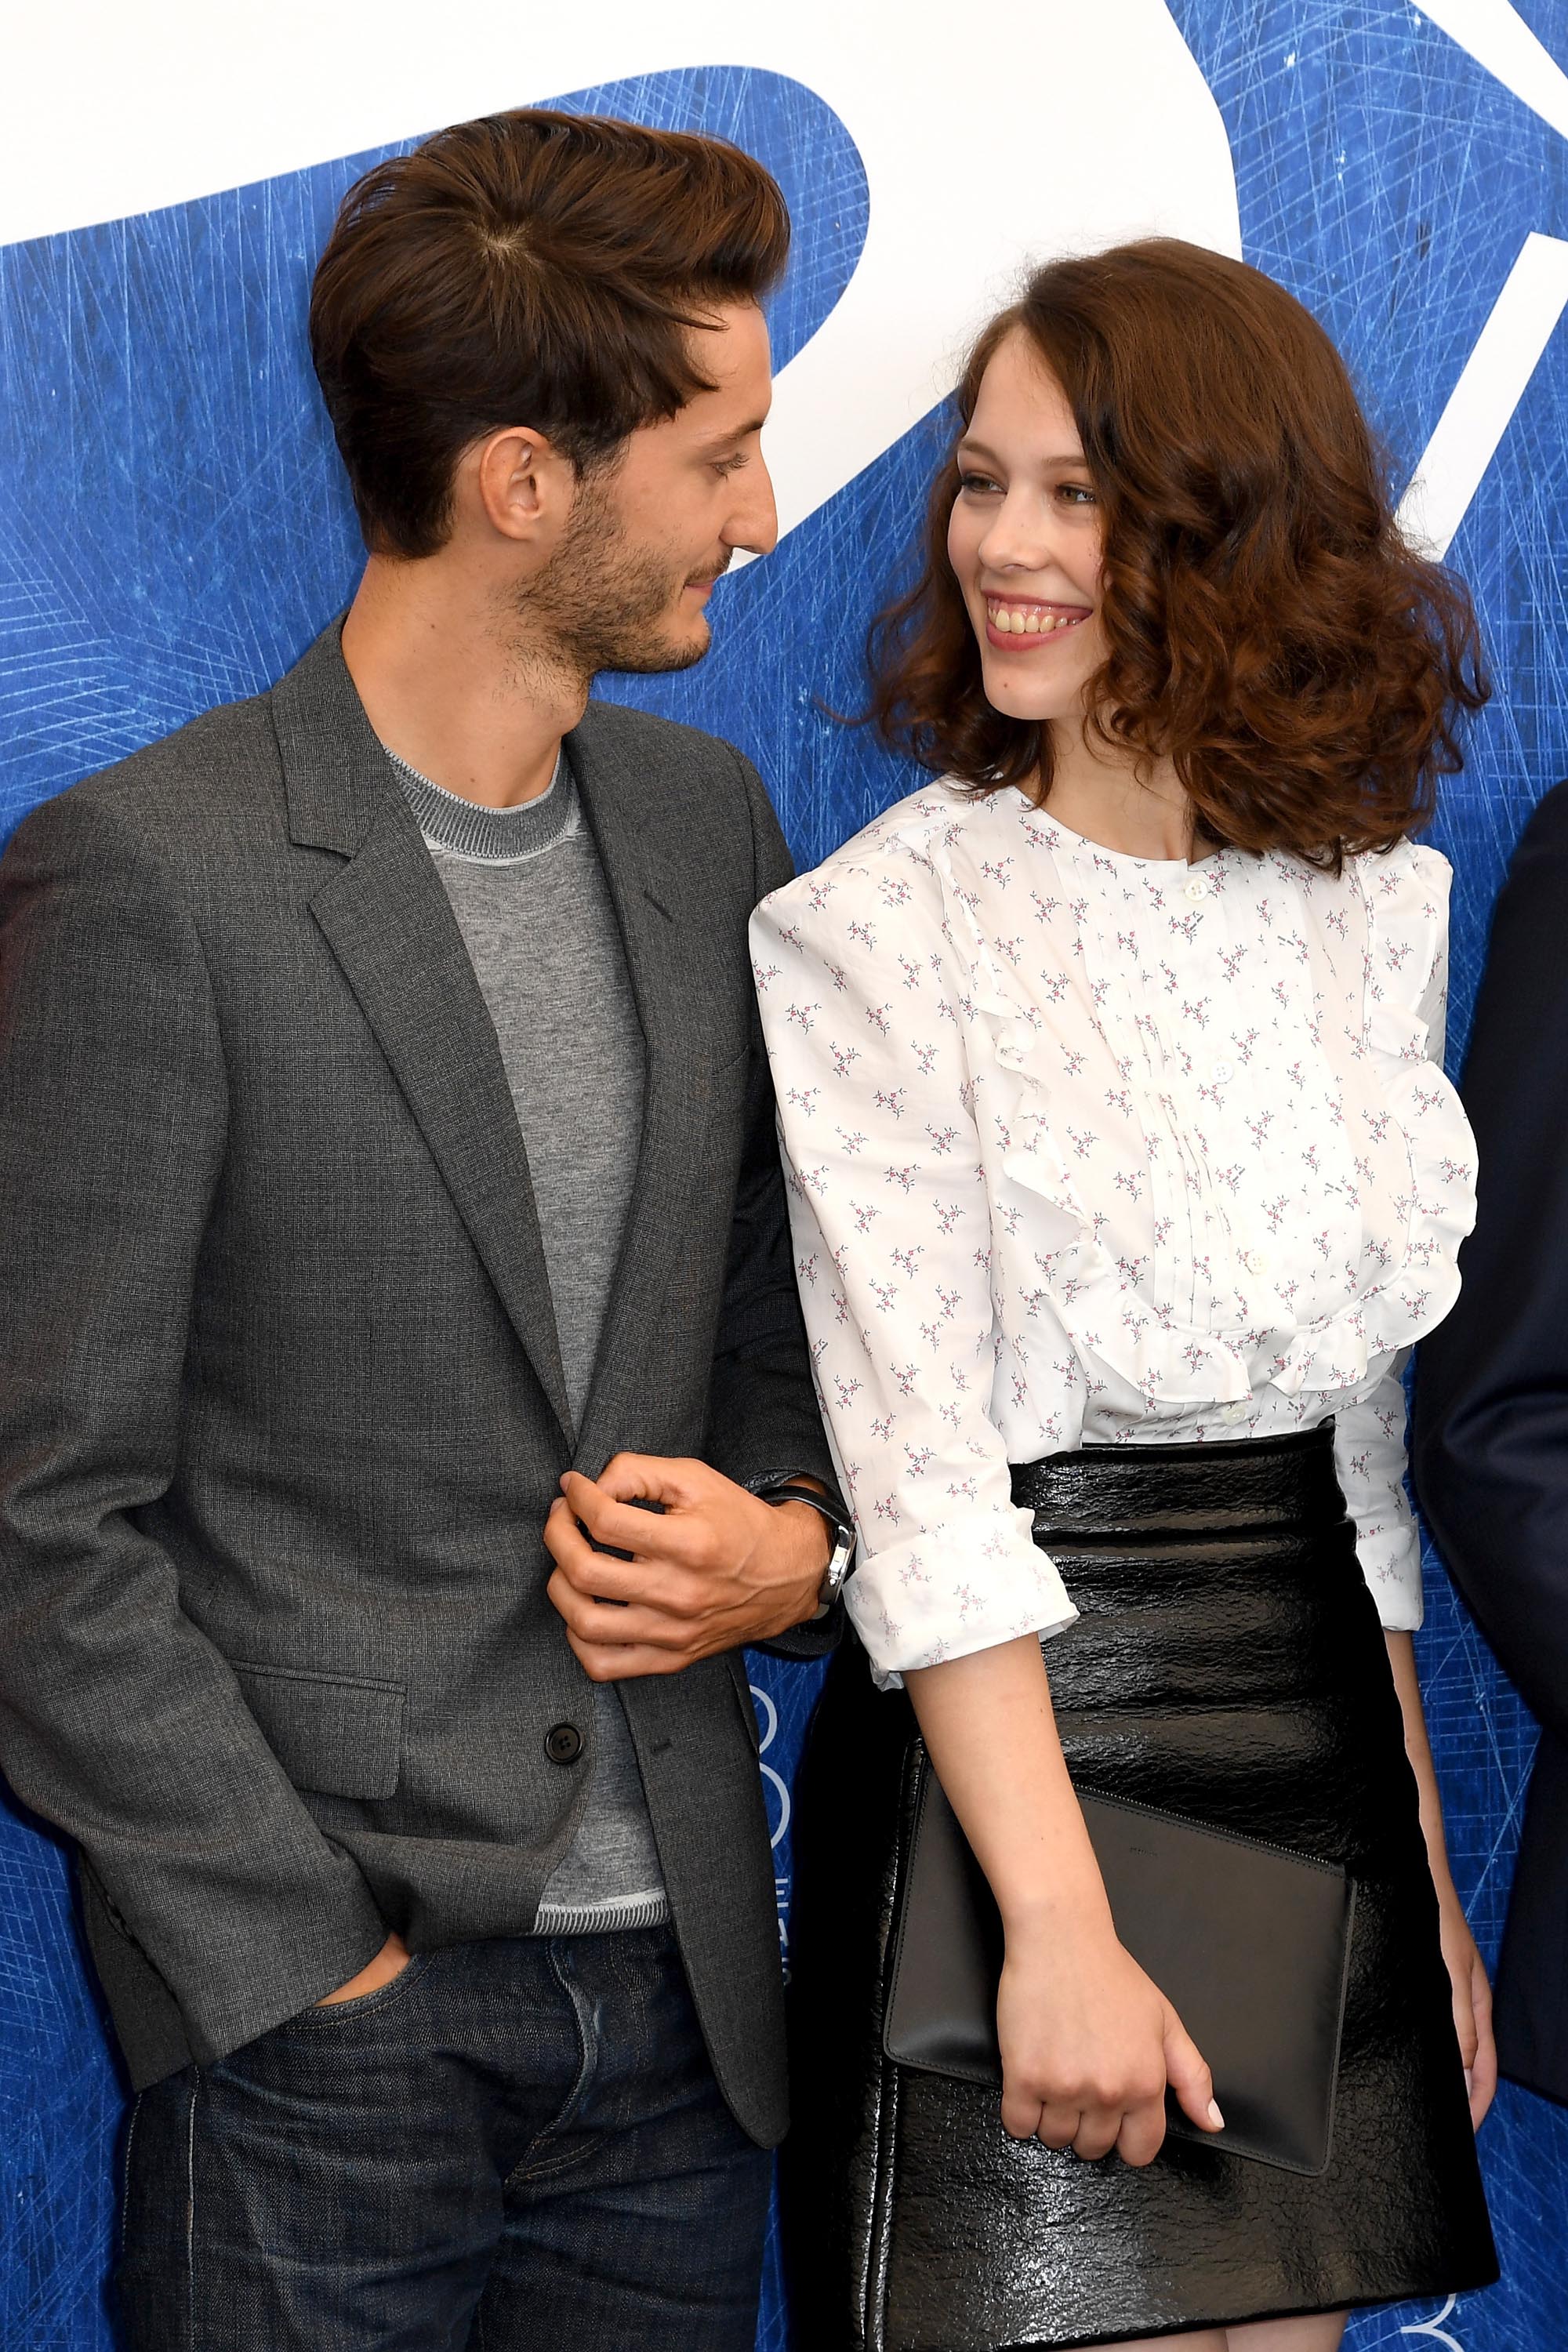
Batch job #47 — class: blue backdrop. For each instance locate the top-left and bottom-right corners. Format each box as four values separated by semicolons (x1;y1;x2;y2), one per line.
2;10;1566;2347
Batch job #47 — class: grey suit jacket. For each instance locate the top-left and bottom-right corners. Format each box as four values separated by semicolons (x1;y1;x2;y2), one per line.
0;624;835;2142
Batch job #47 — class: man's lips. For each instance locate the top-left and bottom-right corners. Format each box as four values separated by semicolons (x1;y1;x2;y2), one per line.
685;557;733;597
982;593;1092;650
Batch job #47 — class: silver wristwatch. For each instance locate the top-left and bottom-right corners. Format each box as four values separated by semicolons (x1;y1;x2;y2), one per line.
754;1478;857;1619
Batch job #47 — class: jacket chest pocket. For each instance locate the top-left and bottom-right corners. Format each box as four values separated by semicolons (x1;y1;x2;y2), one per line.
232;1660;405;1799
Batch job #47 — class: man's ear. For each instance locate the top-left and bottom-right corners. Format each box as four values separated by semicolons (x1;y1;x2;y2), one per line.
462;426;575;546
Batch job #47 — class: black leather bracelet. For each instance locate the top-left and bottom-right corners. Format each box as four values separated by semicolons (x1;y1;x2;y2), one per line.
753;1478;856;1619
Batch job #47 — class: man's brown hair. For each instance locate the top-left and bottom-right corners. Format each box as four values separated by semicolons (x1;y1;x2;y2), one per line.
869;238;1487;871
310;109;790;559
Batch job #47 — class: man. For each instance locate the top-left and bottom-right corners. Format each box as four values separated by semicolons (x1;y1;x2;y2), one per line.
1414;779;1568;2111
0;109;849;2347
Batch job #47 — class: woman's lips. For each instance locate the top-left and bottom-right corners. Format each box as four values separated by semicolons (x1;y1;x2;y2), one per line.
982;594;1092;651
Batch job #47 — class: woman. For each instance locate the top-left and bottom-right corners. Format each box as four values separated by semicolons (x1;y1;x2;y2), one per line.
753;241;1498;2352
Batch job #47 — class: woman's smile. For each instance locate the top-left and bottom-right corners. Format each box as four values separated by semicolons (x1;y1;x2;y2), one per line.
982;594;1093;648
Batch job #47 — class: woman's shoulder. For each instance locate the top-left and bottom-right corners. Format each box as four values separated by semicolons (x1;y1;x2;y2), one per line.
1257;835;1452;927
753;777;983;940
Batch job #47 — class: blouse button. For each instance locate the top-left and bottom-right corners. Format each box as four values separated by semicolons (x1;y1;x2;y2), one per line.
1240;1248;1269;1276
1221;1400;1249;1425
1184;877;1208;903
1213;1060;1235;1083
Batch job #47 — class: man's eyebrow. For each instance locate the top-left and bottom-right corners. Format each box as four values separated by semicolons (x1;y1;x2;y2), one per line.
698;416;769;450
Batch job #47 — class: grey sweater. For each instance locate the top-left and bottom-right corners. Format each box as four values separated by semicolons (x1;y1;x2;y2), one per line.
391;745;667;1933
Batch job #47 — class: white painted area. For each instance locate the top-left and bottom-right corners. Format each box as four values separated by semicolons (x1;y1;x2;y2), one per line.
1397;231;1568;557
1422;0;1568;143
1399;2290;1465;2352
0;2;1240;541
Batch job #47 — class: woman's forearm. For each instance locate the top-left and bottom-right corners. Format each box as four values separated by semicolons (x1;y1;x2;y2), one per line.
1383;1629;1456;1890
905;1633;1112;1933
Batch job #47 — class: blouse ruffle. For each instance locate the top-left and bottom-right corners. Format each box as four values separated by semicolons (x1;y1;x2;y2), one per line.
933;826;1474;1414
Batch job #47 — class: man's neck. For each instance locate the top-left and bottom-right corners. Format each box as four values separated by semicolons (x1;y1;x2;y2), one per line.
339;554;585;811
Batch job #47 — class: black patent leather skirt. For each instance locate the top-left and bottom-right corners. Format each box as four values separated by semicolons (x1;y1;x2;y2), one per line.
781;1425;1497;2350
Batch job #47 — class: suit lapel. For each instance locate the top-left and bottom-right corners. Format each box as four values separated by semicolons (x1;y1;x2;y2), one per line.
567;706;721;1472
272;626;574;1443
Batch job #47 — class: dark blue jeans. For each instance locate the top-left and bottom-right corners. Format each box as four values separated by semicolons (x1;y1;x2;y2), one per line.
117;1926;772;2350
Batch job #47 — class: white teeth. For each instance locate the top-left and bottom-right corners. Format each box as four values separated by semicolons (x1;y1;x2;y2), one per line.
989;602;1080;635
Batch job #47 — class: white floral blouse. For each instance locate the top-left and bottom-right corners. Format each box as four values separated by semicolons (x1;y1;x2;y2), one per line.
750;784;1478;1686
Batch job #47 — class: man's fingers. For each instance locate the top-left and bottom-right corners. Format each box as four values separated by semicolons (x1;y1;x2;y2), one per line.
546;1569;694;1651
543;1501;702;1611
557;1472;712;1570
580;1454;708;1508
562;1628;693;1680
1163;2011;1222;2133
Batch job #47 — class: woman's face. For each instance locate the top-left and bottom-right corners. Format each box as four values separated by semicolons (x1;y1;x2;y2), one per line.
946;330;1106;730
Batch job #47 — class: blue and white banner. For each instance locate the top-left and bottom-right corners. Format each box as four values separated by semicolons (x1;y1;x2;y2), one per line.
3;6;1567;2346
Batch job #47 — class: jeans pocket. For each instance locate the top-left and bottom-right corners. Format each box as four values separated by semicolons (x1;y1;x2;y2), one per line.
288;1948;434;2030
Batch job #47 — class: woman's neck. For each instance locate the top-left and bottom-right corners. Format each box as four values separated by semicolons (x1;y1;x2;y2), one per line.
1034;720;1196;862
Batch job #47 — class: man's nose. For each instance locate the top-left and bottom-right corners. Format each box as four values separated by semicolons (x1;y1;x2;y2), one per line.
730;455;779;560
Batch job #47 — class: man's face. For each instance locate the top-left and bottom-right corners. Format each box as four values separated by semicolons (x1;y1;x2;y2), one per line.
517;301;778;680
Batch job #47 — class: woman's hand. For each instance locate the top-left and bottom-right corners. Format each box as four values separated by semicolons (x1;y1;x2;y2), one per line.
1382;1632;1497;2135
996;1911;1223;2163
1435;1879;1497;2130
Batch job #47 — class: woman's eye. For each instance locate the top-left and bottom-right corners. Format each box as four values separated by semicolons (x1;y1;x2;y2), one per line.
957;471;1001;495
1057;482;1098;506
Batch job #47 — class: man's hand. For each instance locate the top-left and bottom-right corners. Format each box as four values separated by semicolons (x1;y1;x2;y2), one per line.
315;1929;411;2006
544;1454;830;1679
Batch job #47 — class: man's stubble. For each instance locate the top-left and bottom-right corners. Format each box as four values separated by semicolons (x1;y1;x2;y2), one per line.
499;461;718;697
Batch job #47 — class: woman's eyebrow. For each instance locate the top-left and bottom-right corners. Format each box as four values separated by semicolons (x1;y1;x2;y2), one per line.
956;437;1087;467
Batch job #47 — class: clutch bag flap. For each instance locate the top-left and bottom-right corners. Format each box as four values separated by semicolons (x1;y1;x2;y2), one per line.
882;1759;1355;2176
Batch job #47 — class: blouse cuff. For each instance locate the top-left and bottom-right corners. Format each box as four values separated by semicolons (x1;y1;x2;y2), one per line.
1352;1504;1425;1634
843;1512;1079;1690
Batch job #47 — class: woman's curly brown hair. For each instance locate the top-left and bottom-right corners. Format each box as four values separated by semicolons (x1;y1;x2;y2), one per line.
869;239;1488;868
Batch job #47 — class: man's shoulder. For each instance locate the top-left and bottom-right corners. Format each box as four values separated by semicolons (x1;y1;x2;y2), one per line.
16;688;284;865
574;697;751;786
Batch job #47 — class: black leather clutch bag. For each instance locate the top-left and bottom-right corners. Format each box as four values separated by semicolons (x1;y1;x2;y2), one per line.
883;1758;1356;2174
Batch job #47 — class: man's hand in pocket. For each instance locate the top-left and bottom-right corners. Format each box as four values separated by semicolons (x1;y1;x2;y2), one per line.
316;1930;411;2006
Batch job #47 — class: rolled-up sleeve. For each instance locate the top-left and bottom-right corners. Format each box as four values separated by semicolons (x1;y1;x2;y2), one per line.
750;855;1076;1685
1336;886;1458;1634
1333;1359;1423;1631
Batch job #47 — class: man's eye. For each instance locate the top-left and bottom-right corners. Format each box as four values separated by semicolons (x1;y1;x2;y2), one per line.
713;453;749;477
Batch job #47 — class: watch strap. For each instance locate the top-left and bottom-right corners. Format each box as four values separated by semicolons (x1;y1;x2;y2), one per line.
753;1478;856;1617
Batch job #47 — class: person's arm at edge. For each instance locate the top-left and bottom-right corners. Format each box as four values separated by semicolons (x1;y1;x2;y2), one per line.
1414;779;1568;1751
0;790;390;2060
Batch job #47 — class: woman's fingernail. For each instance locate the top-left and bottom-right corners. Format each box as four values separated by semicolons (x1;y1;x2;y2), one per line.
1207;2100;1225;2129
1465;2069;1473;2096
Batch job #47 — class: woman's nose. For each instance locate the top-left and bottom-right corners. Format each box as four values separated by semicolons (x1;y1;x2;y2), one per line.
977;494;1051;576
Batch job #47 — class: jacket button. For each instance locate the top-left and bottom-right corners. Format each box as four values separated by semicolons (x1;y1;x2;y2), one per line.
545;1722;583;1766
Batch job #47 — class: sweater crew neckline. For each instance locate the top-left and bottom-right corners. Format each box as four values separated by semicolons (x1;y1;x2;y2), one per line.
385;743;577;865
